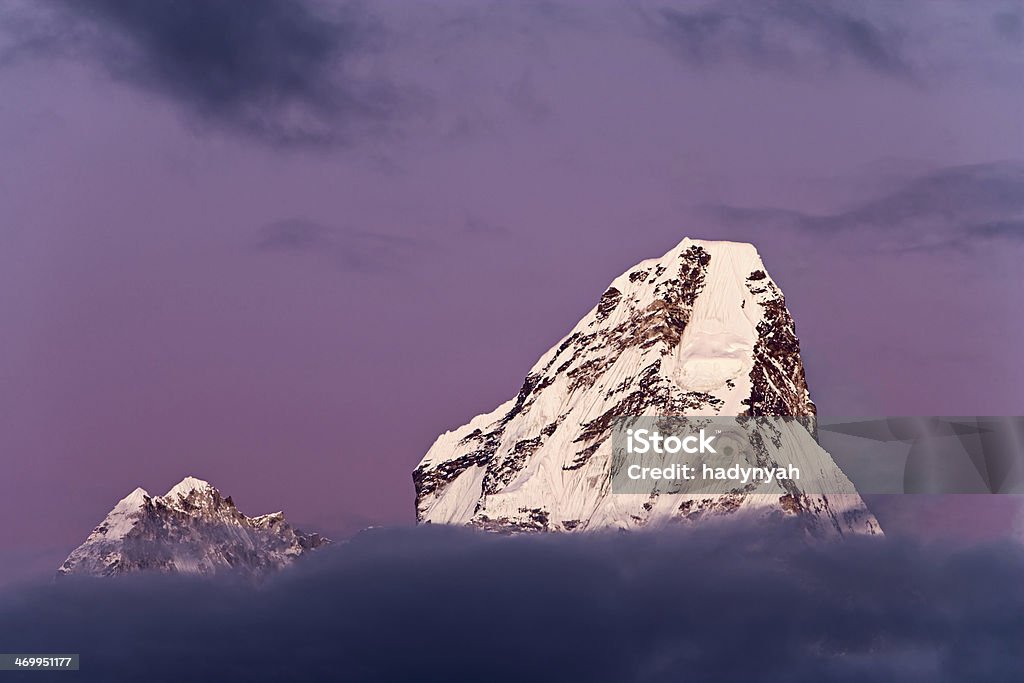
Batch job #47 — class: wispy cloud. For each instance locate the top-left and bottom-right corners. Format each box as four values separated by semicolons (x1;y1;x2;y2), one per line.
257;218;422;272
703;161;1024;250
993;8;1023;44
648;0;914;79
462;215;510;238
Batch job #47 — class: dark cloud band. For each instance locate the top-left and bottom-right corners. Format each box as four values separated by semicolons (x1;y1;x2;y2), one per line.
2;524;1023;682
48;0;402;146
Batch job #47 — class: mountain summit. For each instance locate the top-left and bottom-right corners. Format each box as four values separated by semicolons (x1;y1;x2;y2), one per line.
58;477;329;577
414;238;880;535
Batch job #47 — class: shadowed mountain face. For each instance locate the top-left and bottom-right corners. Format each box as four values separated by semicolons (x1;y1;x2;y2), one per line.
58;477;329;578
414;238;879;535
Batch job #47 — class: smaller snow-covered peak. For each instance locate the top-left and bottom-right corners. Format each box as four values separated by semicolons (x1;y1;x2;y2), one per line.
165;476;214;499
115;487;150;510
97;487;152;541
59;478;330;578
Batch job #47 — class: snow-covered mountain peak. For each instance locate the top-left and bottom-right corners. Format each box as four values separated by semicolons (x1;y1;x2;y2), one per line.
413;237;879;535
251;512;286;529
165;476;214;499
58;478;330;578
117;487;151;509
101;488;153;541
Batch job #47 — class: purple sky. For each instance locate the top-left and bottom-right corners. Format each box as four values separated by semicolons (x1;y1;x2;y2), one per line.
1;0;1022;582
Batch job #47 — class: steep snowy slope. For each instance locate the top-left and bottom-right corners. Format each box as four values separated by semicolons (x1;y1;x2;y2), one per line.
58;477;329;577
414;238;879;535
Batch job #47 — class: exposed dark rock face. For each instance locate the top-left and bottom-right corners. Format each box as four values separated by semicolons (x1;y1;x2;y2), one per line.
742;272;817;423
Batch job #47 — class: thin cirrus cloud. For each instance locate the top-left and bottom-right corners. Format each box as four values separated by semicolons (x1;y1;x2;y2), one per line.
257;218;423;272
702;161;1024;250
30;0;406;146
992;9;1023;44
647;0;914;78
